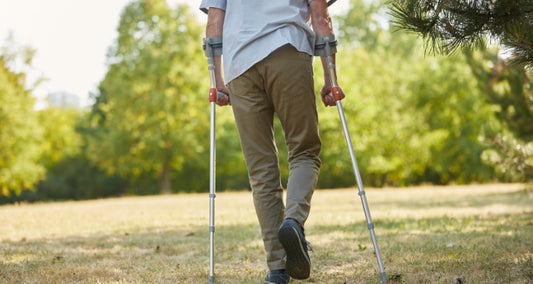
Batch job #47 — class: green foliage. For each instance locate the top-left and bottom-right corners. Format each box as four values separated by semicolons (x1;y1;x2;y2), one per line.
388;0;533;183
35;155;126;201
84;0;513;192
37;107;83;168
466;48;533;181
467;51;533;141
406;53;498;183
336;0;386;50
0;41;44;196
89;0;208;193
482;133;533;182
0;36;128;202
30;107;127;201
389;0;533;67
316;0;499;187
5;0;531;203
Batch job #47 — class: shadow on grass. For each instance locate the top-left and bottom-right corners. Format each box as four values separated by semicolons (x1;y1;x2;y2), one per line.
0;223;270;283
308;211;533;283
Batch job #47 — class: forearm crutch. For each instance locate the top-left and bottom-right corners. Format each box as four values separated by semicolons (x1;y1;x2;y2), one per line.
320;36;388;283
203;36;223;284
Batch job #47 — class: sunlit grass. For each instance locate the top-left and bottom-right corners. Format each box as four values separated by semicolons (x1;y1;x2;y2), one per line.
0;184;531;283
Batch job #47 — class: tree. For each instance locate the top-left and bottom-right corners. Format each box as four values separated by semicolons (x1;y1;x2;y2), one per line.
469;53;533;141
314;0;500;186
466;48;533;181
389;0;533;68
89;0;208;193
0;37;45;196
38;107;83;169
389;0;533;182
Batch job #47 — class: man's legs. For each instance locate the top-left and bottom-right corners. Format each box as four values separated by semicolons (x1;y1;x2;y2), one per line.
229;44;321;272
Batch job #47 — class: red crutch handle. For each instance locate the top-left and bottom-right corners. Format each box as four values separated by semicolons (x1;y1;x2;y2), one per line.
209;88;217;103
331;86;343;101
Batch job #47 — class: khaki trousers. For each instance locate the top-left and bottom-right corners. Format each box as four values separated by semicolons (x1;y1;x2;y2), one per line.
228;44;321;270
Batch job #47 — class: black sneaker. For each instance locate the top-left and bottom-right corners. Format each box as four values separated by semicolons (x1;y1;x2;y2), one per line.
264;269;291;284
278;218;311;280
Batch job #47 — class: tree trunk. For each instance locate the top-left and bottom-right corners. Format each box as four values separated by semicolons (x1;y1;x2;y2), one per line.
160;157;171;194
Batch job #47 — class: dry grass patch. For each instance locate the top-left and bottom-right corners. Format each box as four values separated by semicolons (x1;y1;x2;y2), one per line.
0;184;531;283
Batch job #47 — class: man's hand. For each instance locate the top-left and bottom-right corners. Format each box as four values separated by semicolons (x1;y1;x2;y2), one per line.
216;86;231;106
320;85;345;107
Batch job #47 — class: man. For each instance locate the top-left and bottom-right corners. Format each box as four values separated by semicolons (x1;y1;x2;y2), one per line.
200;0;344;283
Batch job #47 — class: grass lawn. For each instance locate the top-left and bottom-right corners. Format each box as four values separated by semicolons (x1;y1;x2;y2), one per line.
0;183;531;283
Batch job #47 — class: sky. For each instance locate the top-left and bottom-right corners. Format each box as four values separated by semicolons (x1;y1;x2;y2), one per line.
0;0;348;108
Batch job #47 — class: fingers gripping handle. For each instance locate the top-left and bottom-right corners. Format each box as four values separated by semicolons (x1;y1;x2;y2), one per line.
209;88;227;103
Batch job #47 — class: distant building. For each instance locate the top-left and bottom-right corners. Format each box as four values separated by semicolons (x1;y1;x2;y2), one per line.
47;91;81;108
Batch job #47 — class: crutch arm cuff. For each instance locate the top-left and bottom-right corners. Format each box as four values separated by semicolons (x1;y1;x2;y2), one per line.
203;36;223;57
314;35;337;57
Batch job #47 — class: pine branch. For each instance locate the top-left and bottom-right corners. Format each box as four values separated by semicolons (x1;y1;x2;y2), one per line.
389;0;533;68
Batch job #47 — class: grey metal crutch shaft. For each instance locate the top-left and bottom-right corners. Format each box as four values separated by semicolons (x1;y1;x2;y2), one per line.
204;36;225;284
326;54;388;283
207;52;217;284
